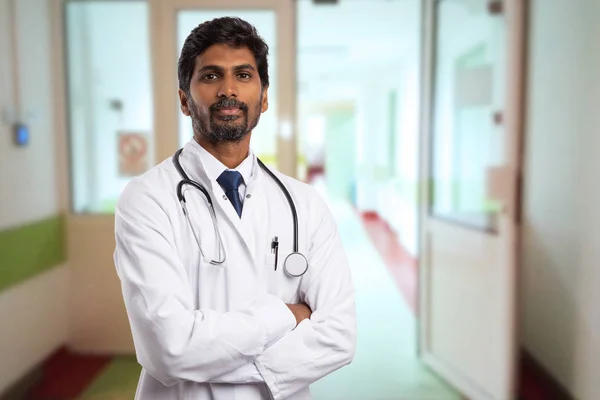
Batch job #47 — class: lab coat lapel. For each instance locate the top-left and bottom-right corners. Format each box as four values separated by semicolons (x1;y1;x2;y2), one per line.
237;172;266;260
179;143;255;264
214;164;266;265
209;180;257;264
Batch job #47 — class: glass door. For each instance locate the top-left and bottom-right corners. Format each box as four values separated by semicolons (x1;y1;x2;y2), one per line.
65;0;155;214
151;0;297;176
418;0;526;398
62;0;156;353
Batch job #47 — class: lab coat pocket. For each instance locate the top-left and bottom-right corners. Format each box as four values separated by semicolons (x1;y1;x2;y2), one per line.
264;251;277;270
264;253;300;304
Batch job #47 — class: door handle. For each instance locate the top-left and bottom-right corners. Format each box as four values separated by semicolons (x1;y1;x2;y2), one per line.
486;166;514;214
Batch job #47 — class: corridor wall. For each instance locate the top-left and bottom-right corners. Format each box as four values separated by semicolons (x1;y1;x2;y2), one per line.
0;0;69;394
521;1;600;398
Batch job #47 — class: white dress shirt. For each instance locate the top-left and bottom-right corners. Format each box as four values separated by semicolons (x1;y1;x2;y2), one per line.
193;139;254;203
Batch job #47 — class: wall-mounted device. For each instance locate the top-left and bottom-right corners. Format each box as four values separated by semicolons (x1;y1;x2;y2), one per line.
13;123;29;147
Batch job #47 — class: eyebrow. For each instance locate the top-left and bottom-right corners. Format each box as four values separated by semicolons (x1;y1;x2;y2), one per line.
197;64;256;76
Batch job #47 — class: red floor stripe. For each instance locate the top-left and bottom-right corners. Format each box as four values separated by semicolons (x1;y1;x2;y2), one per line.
26;347;112;399
359;210;418;314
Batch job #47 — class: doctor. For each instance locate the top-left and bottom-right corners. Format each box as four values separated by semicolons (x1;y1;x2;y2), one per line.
113;16;356;400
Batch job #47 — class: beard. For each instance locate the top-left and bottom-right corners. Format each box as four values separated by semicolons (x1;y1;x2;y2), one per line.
189;93;263;144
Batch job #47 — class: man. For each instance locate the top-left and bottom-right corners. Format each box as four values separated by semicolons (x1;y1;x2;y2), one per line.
114;17;356;400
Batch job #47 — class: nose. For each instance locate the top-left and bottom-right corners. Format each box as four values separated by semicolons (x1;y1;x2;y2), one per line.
217;75;238;98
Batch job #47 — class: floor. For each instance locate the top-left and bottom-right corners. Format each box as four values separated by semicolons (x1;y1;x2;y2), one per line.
309;200;460;400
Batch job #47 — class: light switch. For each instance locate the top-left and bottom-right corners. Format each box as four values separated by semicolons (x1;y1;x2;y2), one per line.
14;123;29;146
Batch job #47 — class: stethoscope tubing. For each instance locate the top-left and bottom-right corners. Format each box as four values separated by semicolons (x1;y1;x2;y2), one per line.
172;148;300;255
255;158;299;253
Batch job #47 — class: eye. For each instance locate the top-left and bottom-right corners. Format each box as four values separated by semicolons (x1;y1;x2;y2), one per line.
202;73;218;81
237;72;251;79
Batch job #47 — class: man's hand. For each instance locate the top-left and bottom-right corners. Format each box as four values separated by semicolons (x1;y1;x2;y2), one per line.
286;303;312;326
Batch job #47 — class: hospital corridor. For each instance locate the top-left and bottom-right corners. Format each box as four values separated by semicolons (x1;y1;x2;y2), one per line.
2;1;600;400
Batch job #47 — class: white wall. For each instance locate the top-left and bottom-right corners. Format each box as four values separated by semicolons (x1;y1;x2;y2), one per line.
0;0;69;394
355;81;393;212
521;1;600;399
350;61;421;256
0;267;69;392
386;63;420;256
0;0;58;229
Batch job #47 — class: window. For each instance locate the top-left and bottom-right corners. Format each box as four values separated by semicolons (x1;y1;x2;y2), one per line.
65;1;154;214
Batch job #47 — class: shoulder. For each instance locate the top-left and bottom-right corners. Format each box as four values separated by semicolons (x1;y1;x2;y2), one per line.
268;169;323;205
265;169;334;224
116;158;179;217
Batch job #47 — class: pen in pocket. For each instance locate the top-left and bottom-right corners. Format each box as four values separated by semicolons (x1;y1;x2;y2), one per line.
271;236;279;271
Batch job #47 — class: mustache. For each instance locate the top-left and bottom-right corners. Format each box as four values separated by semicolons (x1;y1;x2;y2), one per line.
210;98;248;112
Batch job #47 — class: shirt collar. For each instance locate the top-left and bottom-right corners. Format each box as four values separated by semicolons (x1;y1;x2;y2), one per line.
188;138;254;186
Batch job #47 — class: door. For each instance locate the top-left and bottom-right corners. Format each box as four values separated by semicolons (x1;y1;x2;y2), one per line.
59;0;296;353
60;0;158;353
151;0;297;176
419;0;525;399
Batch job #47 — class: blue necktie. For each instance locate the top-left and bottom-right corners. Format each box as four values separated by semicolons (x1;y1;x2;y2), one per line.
217;170;244;217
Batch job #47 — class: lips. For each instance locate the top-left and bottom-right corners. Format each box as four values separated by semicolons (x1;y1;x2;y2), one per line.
215;107;241;115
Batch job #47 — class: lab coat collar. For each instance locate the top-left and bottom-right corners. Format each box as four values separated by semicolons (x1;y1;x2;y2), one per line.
189;138;255;188
183;138;264;193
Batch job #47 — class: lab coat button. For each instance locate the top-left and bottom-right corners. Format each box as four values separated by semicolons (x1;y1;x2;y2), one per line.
246;194;252;199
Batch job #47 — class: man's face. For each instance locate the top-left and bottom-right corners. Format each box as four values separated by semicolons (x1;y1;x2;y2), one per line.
179;44;268;144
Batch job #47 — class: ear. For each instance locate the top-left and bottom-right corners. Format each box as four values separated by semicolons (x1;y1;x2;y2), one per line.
178;89;191;116
260;86;269;113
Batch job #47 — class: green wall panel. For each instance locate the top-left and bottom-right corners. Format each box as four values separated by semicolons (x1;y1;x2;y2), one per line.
0;215;66;292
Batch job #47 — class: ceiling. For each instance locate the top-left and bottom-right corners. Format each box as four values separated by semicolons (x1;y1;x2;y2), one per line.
296;0;421;99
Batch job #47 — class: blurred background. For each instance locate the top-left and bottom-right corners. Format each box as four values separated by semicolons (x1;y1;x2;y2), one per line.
0;0;598;399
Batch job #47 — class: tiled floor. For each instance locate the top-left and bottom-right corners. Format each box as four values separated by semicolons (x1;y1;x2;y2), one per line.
78;357;142;399
24;196;459;400
25;350;140;399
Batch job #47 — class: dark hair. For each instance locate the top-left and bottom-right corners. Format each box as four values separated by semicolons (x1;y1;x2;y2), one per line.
178;17;270;95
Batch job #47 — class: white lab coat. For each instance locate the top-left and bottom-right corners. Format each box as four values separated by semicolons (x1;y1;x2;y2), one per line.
113;140;357;400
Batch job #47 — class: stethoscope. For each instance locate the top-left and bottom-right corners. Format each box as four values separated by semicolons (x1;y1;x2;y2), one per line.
173;148;309;277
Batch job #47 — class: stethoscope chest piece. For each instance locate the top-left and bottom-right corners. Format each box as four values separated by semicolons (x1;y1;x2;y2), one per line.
284;252;309;277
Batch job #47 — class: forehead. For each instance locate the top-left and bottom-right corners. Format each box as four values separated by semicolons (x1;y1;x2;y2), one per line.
195;44;257;69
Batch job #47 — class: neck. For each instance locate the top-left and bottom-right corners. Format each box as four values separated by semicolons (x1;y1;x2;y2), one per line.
194;134;252;169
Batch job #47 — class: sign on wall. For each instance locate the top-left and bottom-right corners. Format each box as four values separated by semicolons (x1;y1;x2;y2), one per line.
118;131;149;176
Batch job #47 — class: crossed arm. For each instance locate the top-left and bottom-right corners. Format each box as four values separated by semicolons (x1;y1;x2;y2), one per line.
113;180;356;400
